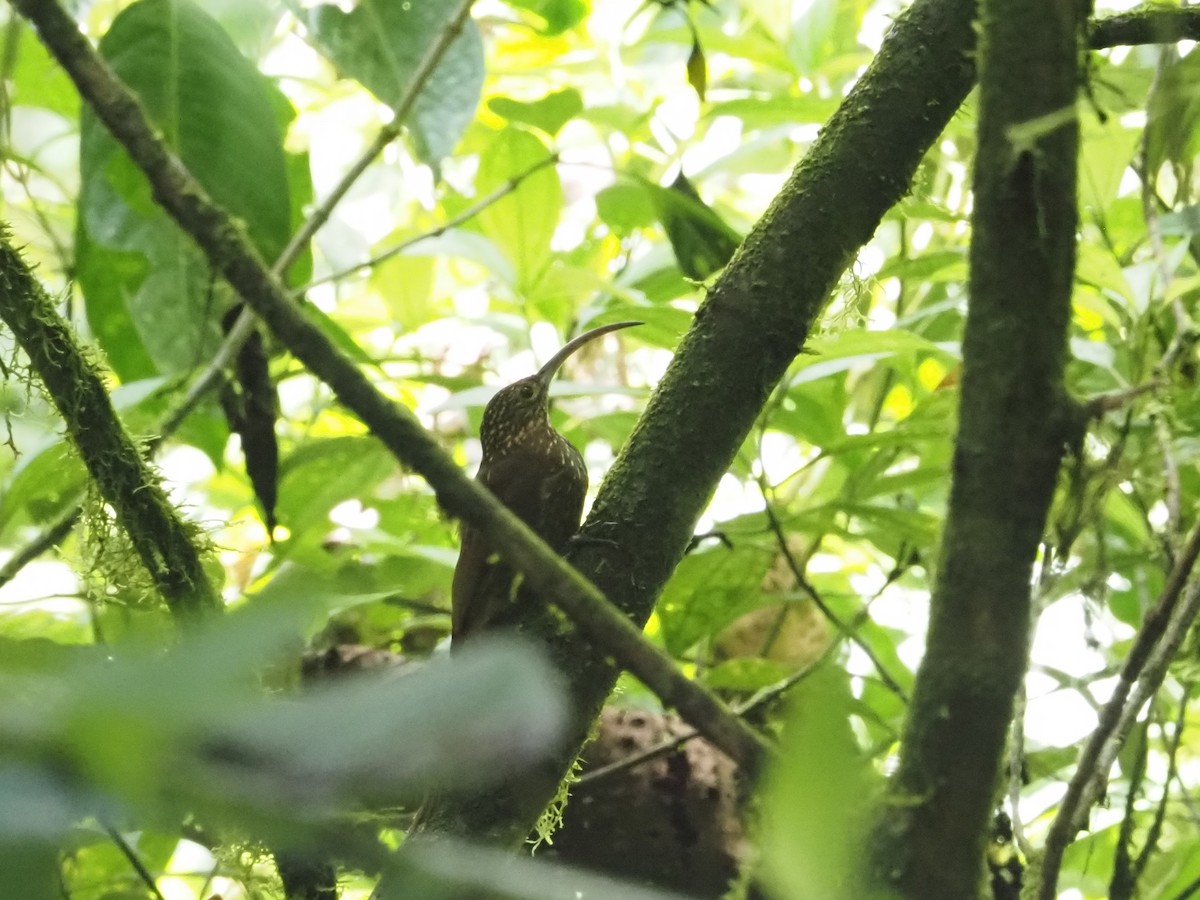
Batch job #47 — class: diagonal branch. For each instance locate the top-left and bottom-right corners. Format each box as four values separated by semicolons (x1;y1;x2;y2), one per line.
1;0;483;585
1038;521;1200;898
1089;7;1200;49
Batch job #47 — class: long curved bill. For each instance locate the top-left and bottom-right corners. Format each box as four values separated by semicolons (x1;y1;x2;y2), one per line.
534;320;643;386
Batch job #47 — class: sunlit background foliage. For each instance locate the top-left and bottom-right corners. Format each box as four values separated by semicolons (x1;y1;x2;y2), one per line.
2;0;1200;896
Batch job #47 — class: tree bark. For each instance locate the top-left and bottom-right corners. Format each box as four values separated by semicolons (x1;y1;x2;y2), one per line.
865;0;1084;896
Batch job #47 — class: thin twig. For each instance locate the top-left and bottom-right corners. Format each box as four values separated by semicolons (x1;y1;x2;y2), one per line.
1038;521;1200;898
579;642;836;786
103;824;168;900
275;0;478;276
1083;381;1162;418
300;152;560;292
757;473;910;702
0;504;78;590
1131;688;1189;887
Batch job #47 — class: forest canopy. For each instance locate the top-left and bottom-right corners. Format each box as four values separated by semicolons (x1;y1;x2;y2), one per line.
2;0;1200;898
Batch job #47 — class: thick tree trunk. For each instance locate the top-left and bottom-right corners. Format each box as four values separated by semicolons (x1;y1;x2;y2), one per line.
865;1;1084;896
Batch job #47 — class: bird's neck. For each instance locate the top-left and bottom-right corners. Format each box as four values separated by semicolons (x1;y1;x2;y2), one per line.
481;413;555;460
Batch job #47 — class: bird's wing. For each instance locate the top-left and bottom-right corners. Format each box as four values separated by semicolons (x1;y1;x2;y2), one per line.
451;519;490;640
451;446;588;642
451;454;544;641
534;448;587;552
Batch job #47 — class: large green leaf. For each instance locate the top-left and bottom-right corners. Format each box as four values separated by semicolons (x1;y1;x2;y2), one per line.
307;0;484;169
76;0;295;381
656;544;775;655
0;601;566;854
762;664;875;899
476;128;563;291
649;174;743;282
1145;50;1200;174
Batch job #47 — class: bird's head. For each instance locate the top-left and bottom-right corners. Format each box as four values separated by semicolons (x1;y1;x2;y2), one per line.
478;320;641;459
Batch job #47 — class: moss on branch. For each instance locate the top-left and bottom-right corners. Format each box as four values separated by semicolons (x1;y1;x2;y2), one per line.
0;231;218;622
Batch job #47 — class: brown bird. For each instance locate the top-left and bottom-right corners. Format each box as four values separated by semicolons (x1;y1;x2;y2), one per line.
451;321;641;645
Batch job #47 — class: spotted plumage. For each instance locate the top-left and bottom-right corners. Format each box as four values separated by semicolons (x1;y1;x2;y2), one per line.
451;321;641;644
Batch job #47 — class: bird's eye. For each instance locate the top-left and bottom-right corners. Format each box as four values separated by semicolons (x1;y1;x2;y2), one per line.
520;384;537;399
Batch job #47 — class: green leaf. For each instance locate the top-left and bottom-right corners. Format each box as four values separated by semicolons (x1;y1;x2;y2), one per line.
370;249;437;327
299;301;377;366
703;657;794;692
687;37;707;102
1145;50;1200;173
251;557;449;620
656;545;774;654
876;249;968;283
77;0;294;380
0;441;84;540
596;181;658;236
762;664;874;900
476;129;563;290
274;435;397;551
649;174;742;282
11;23;79;117
307;0;484;169
500;0;589;35
488;89;583;137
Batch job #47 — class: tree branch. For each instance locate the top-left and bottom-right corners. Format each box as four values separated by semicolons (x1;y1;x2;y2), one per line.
103;824;168;900
11;0;769;781
0;230;219;622
1038;520;1200;898
1089;7;1200;49
865;0;1085;893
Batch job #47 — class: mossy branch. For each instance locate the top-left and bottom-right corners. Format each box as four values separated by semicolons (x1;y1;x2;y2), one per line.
0;231;219;622
864;0;1085;894
1089;6;1200;48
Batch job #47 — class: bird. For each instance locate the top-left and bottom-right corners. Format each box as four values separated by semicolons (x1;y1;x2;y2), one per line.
451;321;641;645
